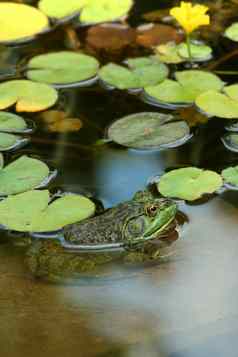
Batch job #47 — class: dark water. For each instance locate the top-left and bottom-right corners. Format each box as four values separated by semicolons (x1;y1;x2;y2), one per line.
2;1;238;356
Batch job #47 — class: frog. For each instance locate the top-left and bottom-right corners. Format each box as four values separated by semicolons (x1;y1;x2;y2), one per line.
25;190;179;281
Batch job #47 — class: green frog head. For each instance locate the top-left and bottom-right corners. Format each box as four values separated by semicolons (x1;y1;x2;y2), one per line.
122;192;177;248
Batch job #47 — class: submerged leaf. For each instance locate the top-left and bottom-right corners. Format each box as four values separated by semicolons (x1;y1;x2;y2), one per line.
27;51;99;86
0;3;49;43
107;112;190;149
0;156;50;195
0;80;58;112
158;167;222;201
0;190;95;232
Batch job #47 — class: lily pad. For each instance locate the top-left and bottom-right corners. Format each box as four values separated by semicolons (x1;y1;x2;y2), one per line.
0;156;50;196
144;70;224;108
0;190;95;232
177;42;212;61
99;57;168;90
196;85;238;119
0;112;27;133
224;23;238;42
107;112;190;149
158;167;223;201
0;80;58;112
222;166;238;186
0;3;49;44
155;42;184;64
0;132;23;151
39;0;133;24
221;133;238;152
27;51;99;87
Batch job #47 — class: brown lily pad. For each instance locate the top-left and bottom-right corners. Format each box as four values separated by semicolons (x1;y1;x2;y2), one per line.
136;24;184;48
86;24;136;53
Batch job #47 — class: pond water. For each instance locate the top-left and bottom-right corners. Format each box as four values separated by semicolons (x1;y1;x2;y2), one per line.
1;0;238;356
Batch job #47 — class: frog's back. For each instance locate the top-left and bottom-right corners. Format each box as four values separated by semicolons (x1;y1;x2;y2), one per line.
64;201;143;245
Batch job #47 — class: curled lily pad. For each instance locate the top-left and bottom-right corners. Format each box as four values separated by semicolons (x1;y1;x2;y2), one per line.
224;23;238;42
196;85;238;119
222;166;238;187
0;190;95;232
144;70;224;109
158;167;223;201
39;0;133;24
99;57;168;90
0;80;58;112
0;132;28;151
0;155;50;196
107;112;191;149
221;133;238;152
27;51;99;88
0;3;49;44
0;112;27;133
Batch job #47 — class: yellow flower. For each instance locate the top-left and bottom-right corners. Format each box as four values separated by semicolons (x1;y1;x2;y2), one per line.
170;2;210;34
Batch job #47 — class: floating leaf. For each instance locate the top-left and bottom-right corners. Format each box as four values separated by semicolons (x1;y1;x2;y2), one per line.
0;156;50;196
39;0;133;24
158;167;223;201
0;190;95;232
136;24;183;48
222;133;238;152
31;194;96;232
0;132;21;151
27;51;99;87
107;112;190;149
99;57;168;90
155;42;184;64
86;24;136;54
177;42;212;61
222;166;238;186
0;3;49;43
144;70;224;107
0;80;58;112
196;85;238;119
224;22;238;41
0;112;27;133
80;0;133;24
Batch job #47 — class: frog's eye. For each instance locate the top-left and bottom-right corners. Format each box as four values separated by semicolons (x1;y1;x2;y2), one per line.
146;205;158;217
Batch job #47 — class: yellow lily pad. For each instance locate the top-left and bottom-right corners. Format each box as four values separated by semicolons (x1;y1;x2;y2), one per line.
0;2;49;43
0;80;58;112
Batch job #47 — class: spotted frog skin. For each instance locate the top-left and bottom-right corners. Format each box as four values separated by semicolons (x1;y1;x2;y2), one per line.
25;190;178;280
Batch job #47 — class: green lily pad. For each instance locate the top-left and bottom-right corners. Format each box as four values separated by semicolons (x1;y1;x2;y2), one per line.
38;0;133;24
0;190;95;232
196;85;238;119
0;3;49;43
155;42;184;64
0;132;21;151
0;80;58;112
0;155;50;196
99;57;168;90
158;167;223;201
107;112;190;149
224;23;238;42
80;0;133;24
144;70;224;107
31;194;96;232
222;133;238;152
222;166;238;186
27;51;99;87
177;42;212;61
0;112;27;133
